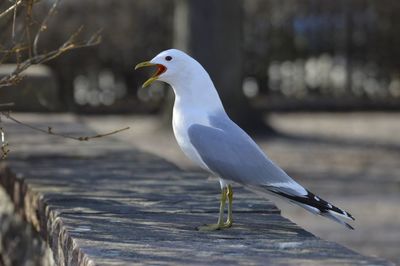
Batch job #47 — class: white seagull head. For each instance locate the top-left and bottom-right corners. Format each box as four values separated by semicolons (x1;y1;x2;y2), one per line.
135;49;213;89
135;49;223;110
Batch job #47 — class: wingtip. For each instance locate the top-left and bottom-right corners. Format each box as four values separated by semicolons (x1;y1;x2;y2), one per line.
345;222;355;230
343;210;355;221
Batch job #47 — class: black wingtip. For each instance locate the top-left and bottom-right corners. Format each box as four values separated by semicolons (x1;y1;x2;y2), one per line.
343;210;355;221
345;222;355;230
270;189;355;228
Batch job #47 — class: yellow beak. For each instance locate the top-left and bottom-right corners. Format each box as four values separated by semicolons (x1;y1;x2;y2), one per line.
134;61;156;70
135;61;165;88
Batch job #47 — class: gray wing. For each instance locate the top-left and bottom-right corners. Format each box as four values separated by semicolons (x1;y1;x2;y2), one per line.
189;115;355;229
187;116;306;196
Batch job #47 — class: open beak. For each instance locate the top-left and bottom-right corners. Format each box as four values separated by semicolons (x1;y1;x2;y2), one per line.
135;61;167;88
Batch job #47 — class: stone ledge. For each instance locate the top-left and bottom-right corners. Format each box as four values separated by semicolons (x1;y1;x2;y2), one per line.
0;114;393;265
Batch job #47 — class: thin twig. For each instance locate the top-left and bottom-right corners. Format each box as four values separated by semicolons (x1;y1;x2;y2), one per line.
0;29;101;88
1;112;130;141
0;0;22;20
25;0;35;58
33;0;60;56
76;127;130;141
12;0;18;42
0;0;102;89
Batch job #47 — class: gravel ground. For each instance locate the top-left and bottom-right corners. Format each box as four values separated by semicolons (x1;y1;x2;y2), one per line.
84;112;400;264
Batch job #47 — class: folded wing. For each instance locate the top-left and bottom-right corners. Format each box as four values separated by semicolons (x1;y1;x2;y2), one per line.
188;115;354;229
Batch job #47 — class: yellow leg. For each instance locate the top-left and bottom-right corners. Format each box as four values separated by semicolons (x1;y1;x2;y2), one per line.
197;187;228;231
224;184;233;228
197;185;234;231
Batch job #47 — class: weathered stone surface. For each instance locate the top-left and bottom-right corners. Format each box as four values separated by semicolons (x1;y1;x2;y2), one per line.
0;187;54;266
84;113;400;263
0;114;393;265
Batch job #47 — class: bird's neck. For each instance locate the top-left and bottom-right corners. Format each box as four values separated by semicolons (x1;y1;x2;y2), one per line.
171;72;225;115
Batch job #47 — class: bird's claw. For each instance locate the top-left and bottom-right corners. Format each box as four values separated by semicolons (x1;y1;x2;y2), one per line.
196;222;232;231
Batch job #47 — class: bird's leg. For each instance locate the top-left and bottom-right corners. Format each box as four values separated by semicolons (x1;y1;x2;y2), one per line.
224;184;233;228
197;187;227;231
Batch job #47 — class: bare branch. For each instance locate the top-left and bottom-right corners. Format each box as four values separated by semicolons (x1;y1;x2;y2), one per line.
0;0;22;20
0;29;102;88
33;0;60;56
12;0;19;42
0;0;102;89
76;127;130;141
1;112;130;142
0;0;118;160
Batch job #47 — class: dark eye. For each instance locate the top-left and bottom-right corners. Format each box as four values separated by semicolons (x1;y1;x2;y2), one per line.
165;56;172;61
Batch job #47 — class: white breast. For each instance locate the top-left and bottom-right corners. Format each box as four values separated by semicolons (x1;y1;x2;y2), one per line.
172;103;210;170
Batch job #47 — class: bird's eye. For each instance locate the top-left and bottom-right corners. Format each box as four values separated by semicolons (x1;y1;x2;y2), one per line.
165;56;172;61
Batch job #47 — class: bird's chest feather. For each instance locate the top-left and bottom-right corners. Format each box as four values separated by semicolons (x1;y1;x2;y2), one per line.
172;106;210;169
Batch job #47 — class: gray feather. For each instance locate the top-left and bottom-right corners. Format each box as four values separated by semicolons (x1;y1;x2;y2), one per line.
187;113;306;196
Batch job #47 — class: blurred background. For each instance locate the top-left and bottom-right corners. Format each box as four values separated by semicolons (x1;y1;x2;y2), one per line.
2;0;400;114
1;0;399;264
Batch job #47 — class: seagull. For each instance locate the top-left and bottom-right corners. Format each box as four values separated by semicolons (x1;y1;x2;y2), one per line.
135;49;355;231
